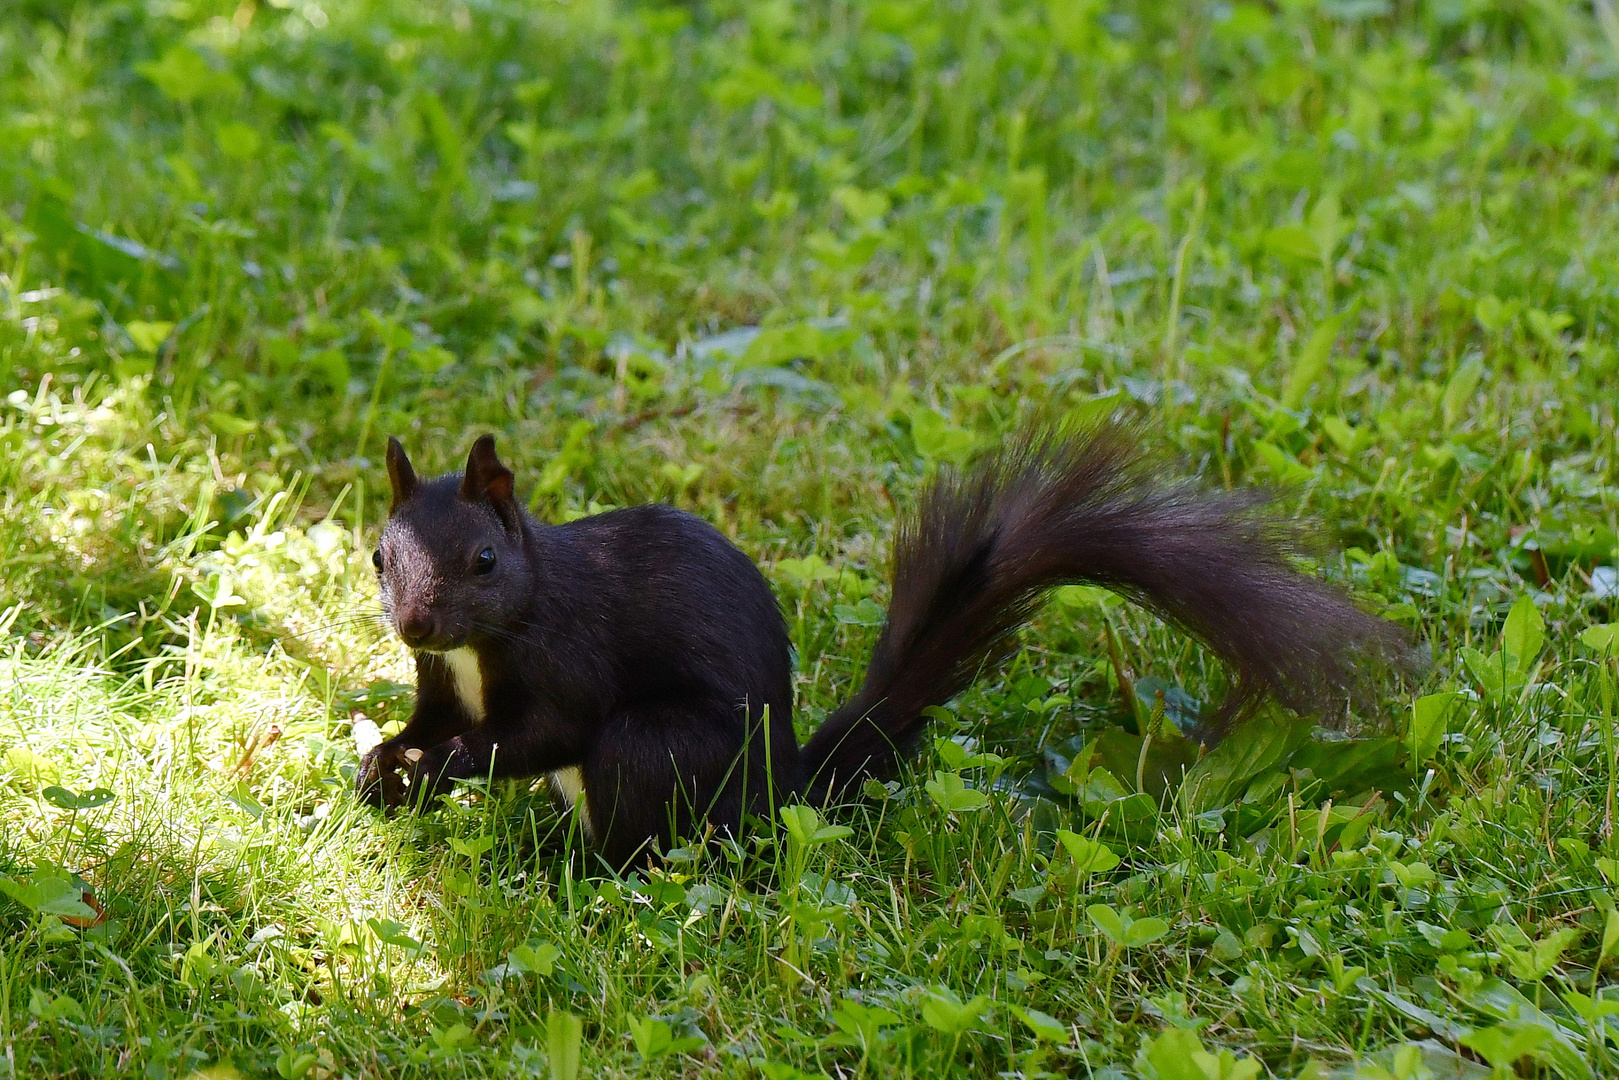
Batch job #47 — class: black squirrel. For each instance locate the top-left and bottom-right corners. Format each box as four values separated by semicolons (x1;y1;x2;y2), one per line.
357;424;1410;868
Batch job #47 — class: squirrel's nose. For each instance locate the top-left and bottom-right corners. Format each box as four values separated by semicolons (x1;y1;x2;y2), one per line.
398;613;436;647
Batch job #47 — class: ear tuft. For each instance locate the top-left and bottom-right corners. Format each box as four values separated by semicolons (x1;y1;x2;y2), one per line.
385;436;418;512
462;434;518;527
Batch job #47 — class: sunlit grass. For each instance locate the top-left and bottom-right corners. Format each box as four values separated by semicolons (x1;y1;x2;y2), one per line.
1;1;1617;1077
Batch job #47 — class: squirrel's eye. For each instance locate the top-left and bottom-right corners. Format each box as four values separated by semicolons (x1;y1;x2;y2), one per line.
474;547;497;575
372;550;384;572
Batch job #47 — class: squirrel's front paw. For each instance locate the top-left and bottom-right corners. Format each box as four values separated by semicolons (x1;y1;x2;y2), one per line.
356;744;410;809
401;744;458;809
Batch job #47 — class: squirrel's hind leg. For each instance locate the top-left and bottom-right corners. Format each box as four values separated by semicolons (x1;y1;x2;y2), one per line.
582;700;766;871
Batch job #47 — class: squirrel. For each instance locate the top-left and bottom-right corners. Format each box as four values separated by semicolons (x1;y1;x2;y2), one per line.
357;424;1411;868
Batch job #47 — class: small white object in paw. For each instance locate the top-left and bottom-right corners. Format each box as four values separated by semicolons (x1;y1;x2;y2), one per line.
352;716;383;758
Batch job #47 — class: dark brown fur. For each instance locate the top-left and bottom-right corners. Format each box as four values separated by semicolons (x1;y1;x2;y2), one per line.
802;423;1414;800
360;424;1412;866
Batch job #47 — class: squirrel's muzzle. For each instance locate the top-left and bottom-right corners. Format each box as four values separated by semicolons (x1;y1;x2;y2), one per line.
397;612;437;648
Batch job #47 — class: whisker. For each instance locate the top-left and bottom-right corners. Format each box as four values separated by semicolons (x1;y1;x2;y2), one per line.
465;620;585;654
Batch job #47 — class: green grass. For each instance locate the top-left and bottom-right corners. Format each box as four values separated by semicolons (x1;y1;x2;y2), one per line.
2;0;1618;1076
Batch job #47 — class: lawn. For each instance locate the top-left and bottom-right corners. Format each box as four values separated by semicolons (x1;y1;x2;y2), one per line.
2;1;1618;1077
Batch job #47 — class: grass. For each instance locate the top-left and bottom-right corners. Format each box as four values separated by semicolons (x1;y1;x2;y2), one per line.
2;0;1618;1076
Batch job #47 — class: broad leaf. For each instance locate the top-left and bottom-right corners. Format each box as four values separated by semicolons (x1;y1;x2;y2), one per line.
1088;904;1128;945
1500;928;1580;982
1088;904;1170;948
919;989;989;1035
1460;646;1525;705
545;1011;582;1080
910;408;976;463
1054;830;1120;874
832;598;885;626
1054;583;1121;609
827;999;901;1050
1581;624;1618;654
1501;594;1544;670
628;1017;701;1061
1124;917;1170;947
933;737;1005;771
925;771;990;813
507;942;560;977
1281;312;1346;410
1460;1023;1551;1070
1441;356;1485;428
448;834;494;859
779;804;853;846
135;45;241;104
1408;692;1461;767
367;918;422;953
0;871;96;920
41;785;115;811
1013;1007;1069;1043
1179;717;1308;813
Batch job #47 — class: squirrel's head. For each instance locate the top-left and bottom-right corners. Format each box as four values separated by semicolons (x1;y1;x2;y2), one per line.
375;435;535;652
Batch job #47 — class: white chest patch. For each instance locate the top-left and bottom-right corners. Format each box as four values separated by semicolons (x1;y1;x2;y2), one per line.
441;647;485;722
441;648;591;838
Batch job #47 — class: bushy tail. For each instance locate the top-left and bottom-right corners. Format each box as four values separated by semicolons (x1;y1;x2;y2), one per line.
803;421;1413;802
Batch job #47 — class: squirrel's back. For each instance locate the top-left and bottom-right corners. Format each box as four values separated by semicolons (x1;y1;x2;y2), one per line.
553;504;793;712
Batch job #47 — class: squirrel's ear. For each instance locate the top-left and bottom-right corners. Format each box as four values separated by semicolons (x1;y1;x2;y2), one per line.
385;436;417;512
462;434;518;527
